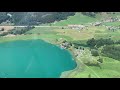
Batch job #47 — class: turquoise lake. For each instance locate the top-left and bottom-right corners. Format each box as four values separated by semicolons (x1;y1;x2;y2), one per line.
0;40;76;78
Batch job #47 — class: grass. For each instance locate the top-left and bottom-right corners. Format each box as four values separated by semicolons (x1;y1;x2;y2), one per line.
40;12;120;26
53;29;94;40
25;27;59;34
54;24;120;78
64;54;120;78
103;21;120;26
0;33;73;44
89;60;120;78
50;13;99;26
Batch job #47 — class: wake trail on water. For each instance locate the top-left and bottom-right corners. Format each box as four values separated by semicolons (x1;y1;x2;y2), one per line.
25;57;34;73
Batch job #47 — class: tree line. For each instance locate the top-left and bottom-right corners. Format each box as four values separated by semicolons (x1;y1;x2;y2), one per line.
101;45;120;60
86;38;120;61
86;38;115;48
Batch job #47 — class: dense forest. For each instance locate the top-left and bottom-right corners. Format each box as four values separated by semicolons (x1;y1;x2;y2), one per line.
102;45;120;60
0;12;75;25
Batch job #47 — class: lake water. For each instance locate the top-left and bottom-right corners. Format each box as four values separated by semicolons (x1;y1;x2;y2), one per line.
0;40;76;78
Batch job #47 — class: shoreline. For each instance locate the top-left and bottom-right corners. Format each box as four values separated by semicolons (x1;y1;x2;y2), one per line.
0;35;81;78
60;48;82;78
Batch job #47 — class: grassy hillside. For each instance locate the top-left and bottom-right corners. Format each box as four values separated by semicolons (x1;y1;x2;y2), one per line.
49;12;120;26
50;13;98;26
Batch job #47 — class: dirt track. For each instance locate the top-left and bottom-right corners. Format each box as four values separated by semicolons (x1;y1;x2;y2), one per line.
0;26;14;31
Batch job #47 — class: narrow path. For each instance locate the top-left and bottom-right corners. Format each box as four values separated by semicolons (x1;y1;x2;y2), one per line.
74;57;101;78
65;50;101;78
85;64;100;78
77;50;101;78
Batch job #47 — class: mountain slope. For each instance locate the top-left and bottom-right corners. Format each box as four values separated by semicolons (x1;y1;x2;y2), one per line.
0;12;75;25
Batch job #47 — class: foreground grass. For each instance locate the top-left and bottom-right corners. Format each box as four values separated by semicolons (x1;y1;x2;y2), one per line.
62;49;120;78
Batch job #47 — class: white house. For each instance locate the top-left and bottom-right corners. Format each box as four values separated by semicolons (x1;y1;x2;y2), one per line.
68;24;85;30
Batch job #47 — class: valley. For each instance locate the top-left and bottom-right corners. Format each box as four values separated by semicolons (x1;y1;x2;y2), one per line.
0;12;120;78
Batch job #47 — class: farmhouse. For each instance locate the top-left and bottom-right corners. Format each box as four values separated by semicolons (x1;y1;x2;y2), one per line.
93;22;102;26
68;24;85;30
